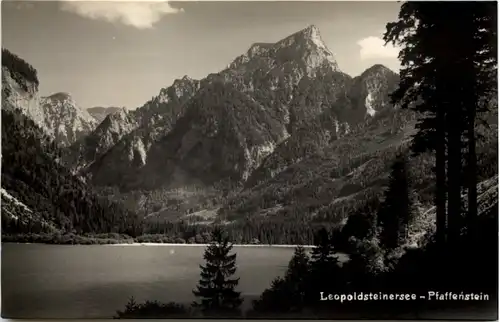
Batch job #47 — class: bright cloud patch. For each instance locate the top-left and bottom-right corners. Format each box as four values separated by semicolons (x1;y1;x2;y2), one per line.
357;36;400;60
59;0;184;29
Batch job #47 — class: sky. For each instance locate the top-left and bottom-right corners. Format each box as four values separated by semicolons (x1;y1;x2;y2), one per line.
2;1;402;110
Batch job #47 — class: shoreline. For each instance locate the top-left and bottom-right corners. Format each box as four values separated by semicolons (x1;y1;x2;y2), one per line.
105;243;316;248
2;241;315;248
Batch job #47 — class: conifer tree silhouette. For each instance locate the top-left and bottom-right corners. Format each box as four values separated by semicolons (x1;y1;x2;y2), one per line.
192;227;242;316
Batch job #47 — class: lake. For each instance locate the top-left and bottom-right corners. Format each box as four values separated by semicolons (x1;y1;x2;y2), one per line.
1;243;332;319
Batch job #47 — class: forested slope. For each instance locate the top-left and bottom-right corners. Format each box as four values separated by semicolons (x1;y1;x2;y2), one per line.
1;108;142;236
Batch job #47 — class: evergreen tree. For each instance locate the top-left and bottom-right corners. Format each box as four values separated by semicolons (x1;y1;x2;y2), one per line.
307;228;342;300
385;1;497;247
384;3;449;245
252;247;310;314
378;155;414;249
252;276;293;314
341;197;380;244
192;227;242;316
343;237;386;291
282;246;310;311
459;3;497;234
310;228;339;266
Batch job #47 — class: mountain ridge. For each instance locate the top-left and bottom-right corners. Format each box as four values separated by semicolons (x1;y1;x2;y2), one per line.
70;26;396;191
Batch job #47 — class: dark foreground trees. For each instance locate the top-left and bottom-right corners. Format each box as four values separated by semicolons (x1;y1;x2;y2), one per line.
252;245;311;315
384;1;497;246
192;227;243;316
377;154;416;250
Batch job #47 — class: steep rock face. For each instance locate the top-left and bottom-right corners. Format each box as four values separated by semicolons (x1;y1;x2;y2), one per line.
1;66;45;132
89;82;287;190
2;50;98;148
87;106;123;124
349;64;400;118
40;92;98;147
245;64;400;187
67;76;201;173
65;107;138;170
132;76;201;127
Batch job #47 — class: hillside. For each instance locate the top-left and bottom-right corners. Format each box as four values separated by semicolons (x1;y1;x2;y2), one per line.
1;107;141;236
88;82;288;190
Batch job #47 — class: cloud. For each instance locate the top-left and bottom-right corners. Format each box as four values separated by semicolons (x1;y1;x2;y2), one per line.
357;36;400;60
59;0;184;29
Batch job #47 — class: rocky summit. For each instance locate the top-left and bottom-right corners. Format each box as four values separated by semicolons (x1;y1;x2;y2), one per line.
40;92;98;147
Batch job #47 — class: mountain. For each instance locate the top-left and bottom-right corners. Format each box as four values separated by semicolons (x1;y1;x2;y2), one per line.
40;92;98;147
88;81;288;190
70;25;396;192
87;106;123;124
2;49;98;147
64;76;202;175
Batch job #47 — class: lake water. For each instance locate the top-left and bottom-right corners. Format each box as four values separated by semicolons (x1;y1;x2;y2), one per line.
1;243;326;319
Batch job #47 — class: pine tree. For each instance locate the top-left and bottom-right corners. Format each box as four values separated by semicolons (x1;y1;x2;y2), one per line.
252;276;292;314
459;2;497;236
378;155;414;250
384;3;449;246
192;227;242;316
310;228;337;264
282;246;310;311
307;228;342;305
385;1;497;247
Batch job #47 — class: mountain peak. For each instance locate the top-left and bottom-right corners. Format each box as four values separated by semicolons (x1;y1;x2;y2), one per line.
359;64;399;81
274;24;340;73
362;64;395;75
229;24;340;75
280;24;325;48
298;24;320;36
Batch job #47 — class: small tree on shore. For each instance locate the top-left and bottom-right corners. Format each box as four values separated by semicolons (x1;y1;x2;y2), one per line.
192;227;242;316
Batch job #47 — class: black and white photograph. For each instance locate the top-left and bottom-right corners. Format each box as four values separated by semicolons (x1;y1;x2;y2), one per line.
1;0;498;320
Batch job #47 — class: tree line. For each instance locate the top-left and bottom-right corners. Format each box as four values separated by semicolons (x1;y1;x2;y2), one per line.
2;48;39;91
